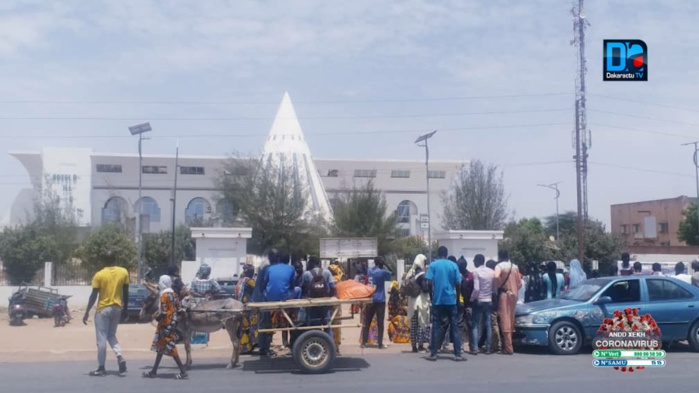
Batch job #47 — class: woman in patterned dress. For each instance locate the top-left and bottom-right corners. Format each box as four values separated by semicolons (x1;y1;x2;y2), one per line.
143;275;188;380
235;264;258;354
328;262;345;352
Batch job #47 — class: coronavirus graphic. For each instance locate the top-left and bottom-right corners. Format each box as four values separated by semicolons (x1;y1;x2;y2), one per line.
596;308;662;373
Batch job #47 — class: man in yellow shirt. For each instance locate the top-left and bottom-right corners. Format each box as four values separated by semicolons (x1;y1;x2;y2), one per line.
82;251;130;377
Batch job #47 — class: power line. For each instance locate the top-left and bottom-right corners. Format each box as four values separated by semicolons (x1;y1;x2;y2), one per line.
589;123;696;139
0;92;571;105
589;109;699;128
588;161;694;178
0;121;572;139
590;94;699;114
0;108;571;121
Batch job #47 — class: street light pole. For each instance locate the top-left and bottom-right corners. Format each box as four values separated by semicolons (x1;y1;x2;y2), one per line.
415;130;437;262
170;140;180;265
538;182;562;241
129;122;152;282
682;141;699;243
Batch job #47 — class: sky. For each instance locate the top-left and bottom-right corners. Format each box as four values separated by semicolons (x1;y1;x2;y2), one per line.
1;0;698;229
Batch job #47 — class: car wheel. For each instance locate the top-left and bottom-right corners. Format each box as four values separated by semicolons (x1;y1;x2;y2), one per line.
688;321;699;352
549;321;583;355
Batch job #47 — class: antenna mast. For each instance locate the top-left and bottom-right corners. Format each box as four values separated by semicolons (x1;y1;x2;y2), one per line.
572;0;590;262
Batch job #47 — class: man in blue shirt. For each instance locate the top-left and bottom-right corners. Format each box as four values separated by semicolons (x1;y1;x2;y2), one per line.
426;246;464;361
264;253;302;302
361;257;392;349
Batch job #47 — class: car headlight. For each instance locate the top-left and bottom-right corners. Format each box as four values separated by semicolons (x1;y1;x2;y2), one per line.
515;314;535;326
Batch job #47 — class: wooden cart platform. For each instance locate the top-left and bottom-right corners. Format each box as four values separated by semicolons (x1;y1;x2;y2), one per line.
193;296;372;374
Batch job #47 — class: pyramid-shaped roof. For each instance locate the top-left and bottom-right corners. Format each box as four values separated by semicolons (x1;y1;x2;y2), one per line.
261;92;333;223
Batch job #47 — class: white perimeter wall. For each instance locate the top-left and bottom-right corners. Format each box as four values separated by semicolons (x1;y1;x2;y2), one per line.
0;285;93;308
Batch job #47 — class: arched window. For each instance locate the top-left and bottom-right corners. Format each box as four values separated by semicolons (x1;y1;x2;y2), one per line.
216;199;238;226
185;197;211;225
135;196;161;222
396;200;418;224
102;197;129;224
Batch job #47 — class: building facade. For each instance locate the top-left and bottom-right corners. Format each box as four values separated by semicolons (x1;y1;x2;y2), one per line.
610;196;696;247
7;149;463;238
6;93;466;238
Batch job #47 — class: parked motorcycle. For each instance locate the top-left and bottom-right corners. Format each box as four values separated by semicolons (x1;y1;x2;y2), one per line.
52;296;71;327
8;292;27;326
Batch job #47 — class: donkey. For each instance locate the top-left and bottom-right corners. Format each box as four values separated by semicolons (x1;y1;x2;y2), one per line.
140;282;244;369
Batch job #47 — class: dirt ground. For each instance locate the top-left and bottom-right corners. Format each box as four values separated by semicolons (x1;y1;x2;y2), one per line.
0;305;407;364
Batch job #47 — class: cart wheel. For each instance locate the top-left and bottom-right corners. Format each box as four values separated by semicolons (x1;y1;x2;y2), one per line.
292;330;336;374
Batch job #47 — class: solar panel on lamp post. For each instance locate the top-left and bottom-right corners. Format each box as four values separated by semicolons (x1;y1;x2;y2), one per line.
128;122;152;282
415;130;437;262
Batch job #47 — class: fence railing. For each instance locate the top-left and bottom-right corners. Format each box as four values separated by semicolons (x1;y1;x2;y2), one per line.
53;262;92;286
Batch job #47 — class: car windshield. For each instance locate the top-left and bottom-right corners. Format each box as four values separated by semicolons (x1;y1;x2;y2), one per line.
560;279;608;301
129;286;147;296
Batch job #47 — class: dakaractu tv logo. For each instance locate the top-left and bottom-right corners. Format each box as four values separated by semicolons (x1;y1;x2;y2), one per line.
603;39;647;81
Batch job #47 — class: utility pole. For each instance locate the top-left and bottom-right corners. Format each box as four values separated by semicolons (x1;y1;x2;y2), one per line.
170;140;180;265
128;122;152;282
415;130;437;262
538;182;562;241
572;0;590;263
682;141;699;243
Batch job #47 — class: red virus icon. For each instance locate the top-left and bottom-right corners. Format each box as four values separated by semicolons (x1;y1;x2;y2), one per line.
596;308;661;373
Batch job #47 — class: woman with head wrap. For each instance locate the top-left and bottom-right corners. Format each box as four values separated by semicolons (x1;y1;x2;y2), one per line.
190;263;221;298
143;275;188;380
543;261;564;299
405;254;430;353
568;259;587;289
387;281;410;344
234;264;258;354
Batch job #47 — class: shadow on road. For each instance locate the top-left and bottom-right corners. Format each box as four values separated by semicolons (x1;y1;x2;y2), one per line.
242;356;370;374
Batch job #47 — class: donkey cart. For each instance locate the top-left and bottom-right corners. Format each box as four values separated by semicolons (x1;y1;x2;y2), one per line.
246;297;372;374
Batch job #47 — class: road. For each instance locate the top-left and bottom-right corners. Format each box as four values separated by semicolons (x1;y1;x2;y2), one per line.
1;348;695;392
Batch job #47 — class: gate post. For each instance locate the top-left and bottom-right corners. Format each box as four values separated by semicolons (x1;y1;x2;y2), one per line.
44;261;53;287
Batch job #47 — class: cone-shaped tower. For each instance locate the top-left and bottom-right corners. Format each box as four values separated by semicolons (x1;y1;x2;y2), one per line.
261;92;333;223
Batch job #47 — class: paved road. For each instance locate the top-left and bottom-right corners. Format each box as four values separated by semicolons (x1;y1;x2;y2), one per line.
2;348;695;392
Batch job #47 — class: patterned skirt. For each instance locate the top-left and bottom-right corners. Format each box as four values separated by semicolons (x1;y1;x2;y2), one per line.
389;315;411;344
410;314;429;347
240;311;259;354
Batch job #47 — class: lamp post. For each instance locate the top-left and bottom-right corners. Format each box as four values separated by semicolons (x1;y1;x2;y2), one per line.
682;141;699;244
129;122;152;282
537;182;562;241
170;139;180;265
415;130;437;262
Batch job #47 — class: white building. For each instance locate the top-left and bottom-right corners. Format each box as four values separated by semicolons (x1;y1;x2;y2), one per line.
7;93;466;239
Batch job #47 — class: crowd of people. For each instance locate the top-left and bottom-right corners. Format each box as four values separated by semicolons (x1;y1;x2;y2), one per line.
80;247;699;378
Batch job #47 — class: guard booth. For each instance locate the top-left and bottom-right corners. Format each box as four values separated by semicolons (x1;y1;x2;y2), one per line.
433;230;504;271
319;237;378;280
181;227;253;284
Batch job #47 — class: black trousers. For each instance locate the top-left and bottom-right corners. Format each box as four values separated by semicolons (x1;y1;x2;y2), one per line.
361;302;386;346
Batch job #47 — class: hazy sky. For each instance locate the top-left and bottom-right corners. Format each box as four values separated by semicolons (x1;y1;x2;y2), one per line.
1;0;698;228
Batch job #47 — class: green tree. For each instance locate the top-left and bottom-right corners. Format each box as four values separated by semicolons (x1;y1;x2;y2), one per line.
0;226;57;285
441;160;509;230
384;236;439;266
76;225;137;274
543;213;623;274
26;183;80;267
543;211;579;239
143;225;196;270
678;203;699;245
500;218;553;266
331;180;398;256
217;157;326;256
